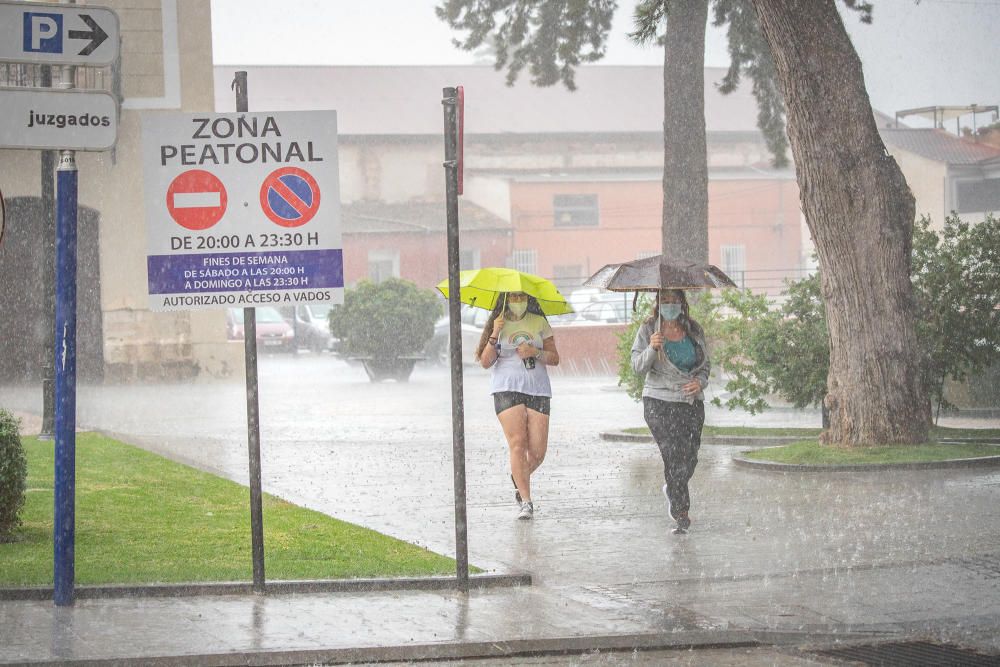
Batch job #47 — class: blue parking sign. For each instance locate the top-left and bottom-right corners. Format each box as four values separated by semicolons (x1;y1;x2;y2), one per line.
23;12;62;54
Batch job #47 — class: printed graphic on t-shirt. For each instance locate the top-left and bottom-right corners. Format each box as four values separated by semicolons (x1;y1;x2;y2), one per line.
508;330;536;347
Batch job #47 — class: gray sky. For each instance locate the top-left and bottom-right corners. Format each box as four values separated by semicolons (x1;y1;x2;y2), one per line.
211;0;1000;128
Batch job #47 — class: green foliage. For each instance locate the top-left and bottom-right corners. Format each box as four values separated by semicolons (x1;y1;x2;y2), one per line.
711;0;788;168
707;288;781;414
701;213;1000;418
437;0;791;166
435;0;615;90
328;279;442;359
616;294;653;401
911;213;1000;415
0;409;27;540
710;275;829;413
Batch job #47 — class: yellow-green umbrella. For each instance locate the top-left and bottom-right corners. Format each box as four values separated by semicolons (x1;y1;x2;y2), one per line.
436;268;574;316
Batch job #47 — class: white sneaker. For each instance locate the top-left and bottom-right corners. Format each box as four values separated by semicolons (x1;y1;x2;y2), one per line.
662;483;673;518
517;501;534;520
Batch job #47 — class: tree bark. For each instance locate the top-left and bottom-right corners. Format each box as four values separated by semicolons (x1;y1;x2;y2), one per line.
662;0;709;262
749;0;927;445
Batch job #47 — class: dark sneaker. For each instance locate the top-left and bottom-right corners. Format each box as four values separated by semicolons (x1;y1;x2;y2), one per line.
675;511;691;531
512;474;522;504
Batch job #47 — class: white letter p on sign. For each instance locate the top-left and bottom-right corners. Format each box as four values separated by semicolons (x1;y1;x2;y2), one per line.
30;16;59;50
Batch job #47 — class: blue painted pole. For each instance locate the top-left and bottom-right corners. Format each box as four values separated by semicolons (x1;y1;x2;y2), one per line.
53;150;78;607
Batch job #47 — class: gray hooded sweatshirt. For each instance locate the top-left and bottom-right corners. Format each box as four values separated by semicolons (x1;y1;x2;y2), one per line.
630;318;710;403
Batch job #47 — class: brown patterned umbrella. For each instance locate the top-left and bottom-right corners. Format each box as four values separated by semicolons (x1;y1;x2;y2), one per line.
583;255;737;292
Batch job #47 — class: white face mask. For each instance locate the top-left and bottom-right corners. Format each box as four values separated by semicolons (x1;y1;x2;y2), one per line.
508;301;528;317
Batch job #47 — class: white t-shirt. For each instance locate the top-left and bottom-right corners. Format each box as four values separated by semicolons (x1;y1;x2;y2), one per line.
489;312;554;397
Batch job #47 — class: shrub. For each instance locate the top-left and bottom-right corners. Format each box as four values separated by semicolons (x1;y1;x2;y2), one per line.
616;295;653;401
328;278;442;358
0;409;27;541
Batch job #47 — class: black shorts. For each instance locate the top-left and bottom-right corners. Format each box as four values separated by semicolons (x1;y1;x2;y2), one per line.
493;391;551;416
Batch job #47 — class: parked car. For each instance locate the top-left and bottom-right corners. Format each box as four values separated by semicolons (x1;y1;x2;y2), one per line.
289;304;338;353
567;288;633;324
425;304;491;366
226;306;296;353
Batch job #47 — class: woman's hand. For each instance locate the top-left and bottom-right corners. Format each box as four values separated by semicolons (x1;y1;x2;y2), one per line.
516;342;537;360
650;332;664;350
682;379;701;396
492;316;505;338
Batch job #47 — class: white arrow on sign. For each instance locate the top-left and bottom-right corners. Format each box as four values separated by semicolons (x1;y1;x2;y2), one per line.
0;87;118;151
0;0;120;67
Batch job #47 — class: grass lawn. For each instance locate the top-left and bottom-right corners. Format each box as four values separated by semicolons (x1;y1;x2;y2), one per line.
0;433;462;587
742;439;1000;465
622;425;1000;439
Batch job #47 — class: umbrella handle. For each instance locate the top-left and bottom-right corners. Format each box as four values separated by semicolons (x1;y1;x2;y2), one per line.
656;310;666;362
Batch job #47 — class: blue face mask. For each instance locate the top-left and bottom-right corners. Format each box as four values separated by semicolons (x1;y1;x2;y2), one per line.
659;303;682;321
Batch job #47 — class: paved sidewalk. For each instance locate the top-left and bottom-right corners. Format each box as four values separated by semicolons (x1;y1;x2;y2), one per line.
2;359;1000;664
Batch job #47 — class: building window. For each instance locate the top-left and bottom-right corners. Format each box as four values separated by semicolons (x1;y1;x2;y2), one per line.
368;250;399;283
512;249;537;275
720;245;746;288
460;248;481;271
956;177;1000;214
553;194;599;227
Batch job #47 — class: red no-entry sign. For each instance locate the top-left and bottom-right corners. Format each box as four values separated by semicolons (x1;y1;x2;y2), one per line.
166;169;228;230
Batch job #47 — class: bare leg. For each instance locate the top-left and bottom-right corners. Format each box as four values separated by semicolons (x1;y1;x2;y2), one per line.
497;405;531;501
525;409;549;479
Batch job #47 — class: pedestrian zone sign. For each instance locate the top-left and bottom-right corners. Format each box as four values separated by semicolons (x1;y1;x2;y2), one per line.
141;111;344;312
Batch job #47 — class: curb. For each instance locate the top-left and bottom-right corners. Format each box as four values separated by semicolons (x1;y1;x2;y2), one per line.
0;629;902;667
0;629;842;667
0;572;531;602
732;452;1000;472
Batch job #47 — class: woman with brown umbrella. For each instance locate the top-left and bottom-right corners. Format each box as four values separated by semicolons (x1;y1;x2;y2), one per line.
631;289;711;535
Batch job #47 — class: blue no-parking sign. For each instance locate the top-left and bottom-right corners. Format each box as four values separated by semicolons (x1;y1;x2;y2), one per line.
260;166;321;227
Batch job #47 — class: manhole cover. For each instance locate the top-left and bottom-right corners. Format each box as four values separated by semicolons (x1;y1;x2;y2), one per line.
813;641;1000;666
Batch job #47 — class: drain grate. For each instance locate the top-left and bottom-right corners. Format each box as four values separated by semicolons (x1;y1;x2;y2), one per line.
814;641;1000;666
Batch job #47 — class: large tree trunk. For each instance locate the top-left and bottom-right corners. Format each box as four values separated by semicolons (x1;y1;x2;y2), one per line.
749;0;927;446
662;0;709;262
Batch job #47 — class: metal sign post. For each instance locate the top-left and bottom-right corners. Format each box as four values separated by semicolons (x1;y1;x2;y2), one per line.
233;71;266;593
52;52;79;606
442;85;469;590
52;147;77;607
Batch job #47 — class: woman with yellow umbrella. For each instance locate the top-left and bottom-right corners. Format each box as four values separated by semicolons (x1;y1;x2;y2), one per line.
439;268;572;521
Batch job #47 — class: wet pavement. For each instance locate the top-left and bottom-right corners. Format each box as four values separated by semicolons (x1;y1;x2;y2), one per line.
1;355;999;665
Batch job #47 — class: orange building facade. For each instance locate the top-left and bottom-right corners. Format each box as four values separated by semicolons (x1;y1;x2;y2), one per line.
507;176;804;295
